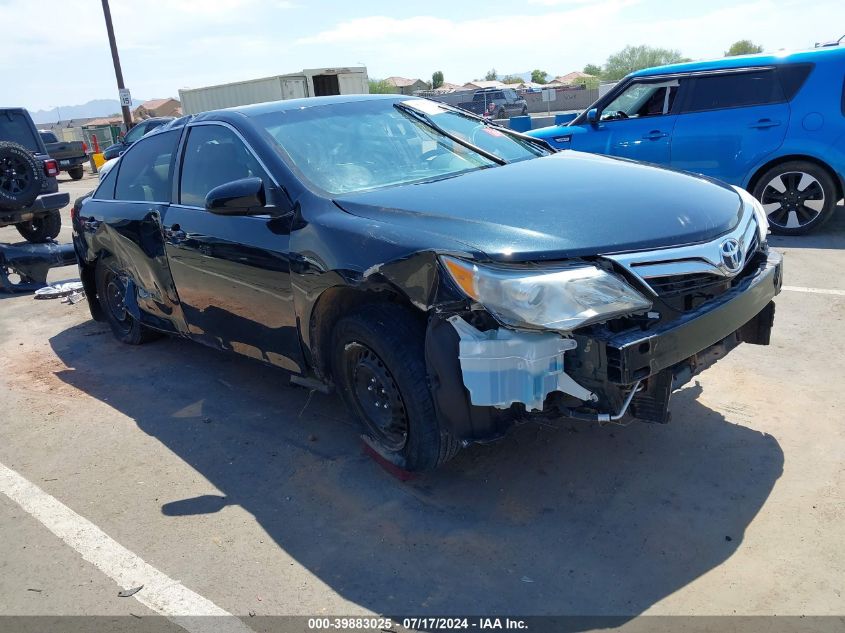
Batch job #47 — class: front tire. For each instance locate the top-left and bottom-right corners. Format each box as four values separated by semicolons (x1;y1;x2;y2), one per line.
16;210;61;243
331;303;460;472
95;257;159;345
752;161;838;235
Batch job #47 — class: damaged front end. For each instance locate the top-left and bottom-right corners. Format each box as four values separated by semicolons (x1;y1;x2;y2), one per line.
425;239;782;443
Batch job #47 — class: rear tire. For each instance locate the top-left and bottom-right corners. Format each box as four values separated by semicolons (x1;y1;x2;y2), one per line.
521;106;528;116
497;108;506;119
0;141;44;210
68;166;84;180
95;257;160;345
752;160;838;235
15;210;61;243
331;303;460;472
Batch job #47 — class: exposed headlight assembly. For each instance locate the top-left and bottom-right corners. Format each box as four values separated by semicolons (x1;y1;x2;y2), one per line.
441;256;652;332
734;186;769;244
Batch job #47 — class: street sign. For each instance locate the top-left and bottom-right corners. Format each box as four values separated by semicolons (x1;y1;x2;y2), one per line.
118;89;132;107
541;88;557;102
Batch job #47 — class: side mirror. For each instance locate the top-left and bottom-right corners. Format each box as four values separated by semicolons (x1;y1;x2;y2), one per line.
206;177;266;216
586;108;599;124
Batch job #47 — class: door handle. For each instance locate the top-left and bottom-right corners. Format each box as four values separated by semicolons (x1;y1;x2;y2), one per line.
749;119;781;129
642;130;668;140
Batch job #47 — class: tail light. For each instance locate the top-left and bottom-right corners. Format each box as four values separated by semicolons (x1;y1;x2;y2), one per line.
43;159;59;177
70;200;80;223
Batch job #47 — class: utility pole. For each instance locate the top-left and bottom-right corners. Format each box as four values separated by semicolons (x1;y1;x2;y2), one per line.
100;0;133;130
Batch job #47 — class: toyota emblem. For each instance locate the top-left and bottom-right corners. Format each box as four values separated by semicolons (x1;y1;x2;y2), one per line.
720;238;743;273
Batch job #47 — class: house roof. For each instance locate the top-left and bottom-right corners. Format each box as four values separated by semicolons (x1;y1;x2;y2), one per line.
551;71;596;85
138;98;178;109
84;116;122;127
384;76;425;87
463;80;506;89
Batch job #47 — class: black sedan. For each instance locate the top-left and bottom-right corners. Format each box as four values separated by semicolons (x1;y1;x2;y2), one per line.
73;95;781;471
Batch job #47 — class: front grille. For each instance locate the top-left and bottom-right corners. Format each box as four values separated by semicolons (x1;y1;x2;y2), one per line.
646;272;725;297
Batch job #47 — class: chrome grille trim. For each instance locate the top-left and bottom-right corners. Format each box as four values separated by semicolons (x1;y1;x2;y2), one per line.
606;211;760;297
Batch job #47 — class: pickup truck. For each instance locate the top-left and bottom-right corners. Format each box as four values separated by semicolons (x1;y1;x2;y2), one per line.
38;130;87;180
458;88;528;118
1;108;69;242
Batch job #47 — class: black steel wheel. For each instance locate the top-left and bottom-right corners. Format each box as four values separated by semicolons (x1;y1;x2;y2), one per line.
753;161;838;235
0;141;43;209
95;257;160;345
331;303;460;471
344;342;409;452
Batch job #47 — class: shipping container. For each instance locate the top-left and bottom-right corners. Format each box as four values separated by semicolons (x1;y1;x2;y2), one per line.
178;67;369;114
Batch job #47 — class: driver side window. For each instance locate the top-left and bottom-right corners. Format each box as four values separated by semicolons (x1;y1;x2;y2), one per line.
179;125;268;208
601;81;681;121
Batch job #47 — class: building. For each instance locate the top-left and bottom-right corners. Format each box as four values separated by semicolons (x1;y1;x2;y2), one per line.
133;98;182;119
384;77;430;95
548;71;596;86
462;80;507;90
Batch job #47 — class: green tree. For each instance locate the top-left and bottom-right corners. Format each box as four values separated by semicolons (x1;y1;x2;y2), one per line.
368;79;395;94
583;63;602;77
725;40;763;56
530;69;548;84
602;45;690;81
501;75;523;84
484;68;498;81
432;70;444;89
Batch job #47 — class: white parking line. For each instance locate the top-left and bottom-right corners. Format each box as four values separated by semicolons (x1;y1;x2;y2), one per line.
782;285;845;296
0;461;253;633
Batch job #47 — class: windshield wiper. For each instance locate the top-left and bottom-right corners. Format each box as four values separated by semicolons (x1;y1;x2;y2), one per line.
393;102;507;166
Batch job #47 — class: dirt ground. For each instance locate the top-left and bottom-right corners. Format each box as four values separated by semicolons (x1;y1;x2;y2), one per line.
0;171;843;626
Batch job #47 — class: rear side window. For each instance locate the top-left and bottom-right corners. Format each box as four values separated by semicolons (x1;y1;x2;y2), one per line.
93;163;118;200
684;70;784;112
778;64;814;101
0;111;39;151
114;130;180;202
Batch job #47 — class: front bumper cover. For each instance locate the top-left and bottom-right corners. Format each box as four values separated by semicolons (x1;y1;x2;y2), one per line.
599;251;782;385
426;251;782;441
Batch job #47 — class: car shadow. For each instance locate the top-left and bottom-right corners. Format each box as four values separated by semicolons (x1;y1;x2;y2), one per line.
767;201;845;251
48;320;783;618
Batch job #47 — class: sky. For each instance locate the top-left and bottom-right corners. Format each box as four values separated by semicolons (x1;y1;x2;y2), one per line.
1;0;843;112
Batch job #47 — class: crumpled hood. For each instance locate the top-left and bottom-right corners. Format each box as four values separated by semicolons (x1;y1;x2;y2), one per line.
334;151;742;262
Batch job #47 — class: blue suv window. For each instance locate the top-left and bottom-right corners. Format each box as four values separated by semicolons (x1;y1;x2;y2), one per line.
777;64;814;101
684;70;784;113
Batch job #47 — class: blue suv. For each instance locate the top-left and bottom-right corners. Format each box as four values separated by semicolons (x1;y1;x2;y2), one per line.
528;45;845;235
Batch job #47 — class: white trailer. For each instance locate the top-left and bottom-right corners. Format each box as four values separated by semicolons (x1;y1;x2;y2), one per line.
178;67;369;115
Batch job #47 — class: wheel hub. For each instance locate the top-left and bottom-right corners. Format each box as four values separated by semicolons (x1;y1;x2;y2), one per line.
347;343;408;452
761;171;824;229
105;274;128;323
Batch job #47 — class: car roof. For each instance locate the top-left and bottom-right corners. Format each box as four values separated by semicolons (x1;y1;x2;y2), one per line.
632;45;845;78
198;93;406;119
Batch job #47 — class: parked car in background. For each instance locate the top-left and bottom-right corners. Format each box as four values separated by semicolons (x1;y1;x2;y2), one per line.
38;130;87;180
459;88;528;118
1;107;68;242
102;117;174;160
73;95;780;471
527;45;845;235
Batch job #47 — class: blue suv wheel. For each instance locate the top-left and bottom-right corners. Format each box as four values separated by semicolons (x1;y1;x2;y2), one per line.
752;161;838;235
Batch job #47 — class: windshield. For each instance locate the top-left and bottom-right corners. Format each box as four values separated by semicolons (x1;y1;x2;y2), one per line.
255;98;547;195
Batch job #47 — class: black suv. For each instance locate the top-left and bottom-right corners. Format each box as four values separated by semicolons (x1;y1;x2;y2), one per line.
462;88;529;118
0;108;69;242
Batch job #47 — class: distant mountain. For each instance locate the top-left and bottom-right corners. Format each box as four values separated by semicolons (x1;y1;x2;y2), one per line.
29;98;147;124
